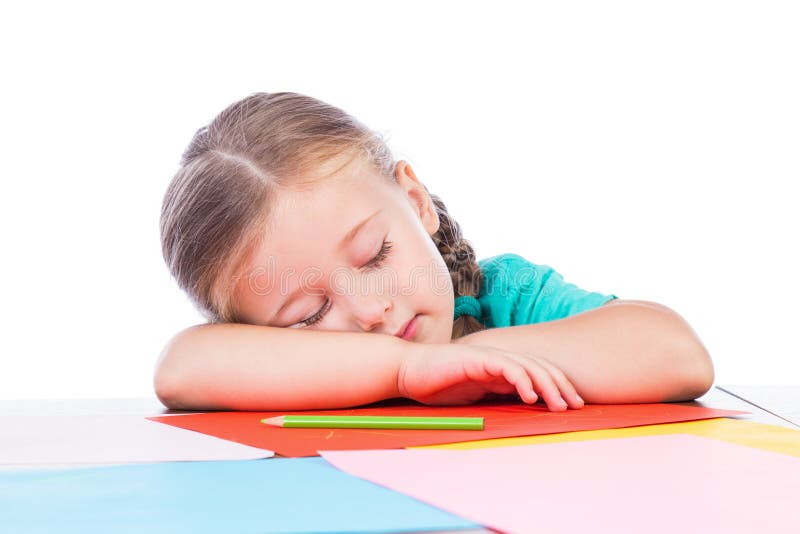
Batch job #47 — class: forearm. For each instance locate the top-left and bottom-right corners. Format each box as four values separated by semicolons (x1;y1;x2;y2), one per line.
455;300;715;404
154;323;408;411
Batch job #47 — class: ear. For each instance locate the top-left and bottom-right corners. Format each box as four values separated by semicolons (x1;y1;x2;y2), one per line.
394;160;440;236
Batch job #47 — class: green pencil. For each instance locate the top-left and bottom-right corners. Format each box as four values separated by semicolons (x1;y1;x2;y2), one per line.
260;415;484;430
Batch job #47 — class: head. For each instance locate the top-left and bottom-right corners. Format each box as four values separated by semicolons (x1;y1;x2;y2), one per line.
160;92;485;342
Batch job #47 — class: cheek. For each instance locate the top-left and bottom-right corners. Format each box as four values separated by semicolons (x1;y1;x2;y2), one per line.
403;262;452;308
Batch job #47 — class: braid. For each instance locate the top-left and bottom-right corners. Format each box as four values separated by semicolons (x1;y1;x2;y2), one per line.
428;193;487;339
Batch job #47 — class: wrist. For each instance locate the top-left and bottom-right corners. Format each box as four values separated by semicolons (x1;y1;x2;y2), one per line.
451;329;485;346
390;335;421;399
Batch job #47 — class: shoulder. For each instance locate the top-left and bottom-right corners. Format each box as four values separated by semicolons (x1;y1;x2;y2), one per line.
477;252;529;268
477;252;539;275
478;252;547;269
472;254;522;328
476;252;618;326
475;253;553;328
477;253;553;291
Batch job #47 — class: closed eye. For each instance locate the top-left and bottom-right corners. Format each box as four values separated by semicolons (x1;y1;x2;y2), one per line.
289;239;394;328
362;239;393;270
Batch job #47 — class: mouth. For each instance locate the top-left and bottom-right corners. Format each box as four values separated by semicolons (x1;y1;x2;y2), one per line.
395;315;419;340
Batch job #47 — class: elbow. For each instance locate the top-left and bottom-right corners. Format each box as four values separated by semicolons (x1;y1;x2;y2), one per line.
664;343;715;402
645;302;715;402
153;333;193;410
152;328;235;412
691;346;716;399
153;359;185;410
154;369;185;410
154;366;210;411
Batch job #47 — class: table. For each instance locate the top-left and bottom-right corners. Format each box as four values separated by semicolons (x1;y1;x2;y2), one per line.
1;386;794;427
714;385;800;428
1;386;795;534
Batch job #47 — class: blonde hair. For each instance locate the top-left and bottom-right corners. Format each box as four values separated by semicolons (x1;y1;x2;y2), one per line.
160;92;486;339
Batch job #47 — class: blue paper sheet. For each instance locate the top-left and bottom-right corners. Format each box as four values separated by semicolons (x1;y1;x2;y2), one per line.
0;458;479;533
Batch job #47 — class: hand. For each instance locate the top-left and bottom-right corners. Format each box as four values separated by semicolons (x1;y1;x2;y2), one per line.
397;342;584;411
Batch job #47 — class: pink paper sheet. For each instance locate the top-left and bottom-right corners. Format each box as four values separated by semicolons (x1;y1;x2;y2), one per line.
322;434;800;534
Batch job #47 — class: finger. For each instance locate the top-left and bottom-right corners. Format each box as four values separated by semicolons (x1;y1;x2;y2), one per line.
505;354;567;411
482;356;538;404
487;375;538;405
534;357;584;409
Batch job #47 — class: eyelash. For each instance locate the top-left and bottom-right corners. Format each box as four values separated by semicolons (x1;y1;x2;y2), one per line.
294;240;394;328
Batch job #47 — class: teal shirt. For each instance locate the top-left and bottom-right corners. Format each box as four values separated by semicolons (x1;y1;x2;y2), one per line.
462;253;618;327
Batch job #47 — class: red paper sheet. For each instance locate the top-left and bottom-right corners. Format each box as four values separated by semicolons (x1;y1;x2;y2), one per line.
148;402;747;457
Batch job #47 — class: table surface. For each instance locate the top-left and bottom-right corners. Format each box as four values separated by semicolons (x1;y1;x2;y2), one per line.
1;385;796;534
1;385;796;428
715;384;800;428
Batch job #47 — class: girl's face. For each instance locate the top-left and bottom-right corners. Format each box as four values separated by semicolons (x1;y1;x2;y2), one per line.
232;156;456;344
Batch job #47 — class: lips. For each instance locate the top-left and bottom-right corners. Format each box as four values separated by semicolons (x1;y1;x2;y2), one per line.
395;315;418;340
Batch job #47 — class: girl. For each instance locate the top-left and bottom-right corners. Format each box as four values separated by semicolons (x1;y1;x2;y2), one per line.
156;92;714;412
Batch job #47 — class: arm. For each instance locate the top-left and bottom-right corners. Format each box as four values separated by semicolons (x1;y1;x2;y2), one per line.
454;299;715;404
154;324;406;411
154;322;581;412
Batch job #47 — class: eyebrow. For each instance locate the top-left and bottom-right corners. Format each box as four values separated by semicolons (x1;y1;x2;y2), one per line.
268;209;383;325
337;209;383;252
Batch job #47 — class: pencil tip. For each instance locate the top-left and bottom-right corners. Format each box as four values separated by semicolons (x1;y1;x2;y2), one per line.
261;416;284;427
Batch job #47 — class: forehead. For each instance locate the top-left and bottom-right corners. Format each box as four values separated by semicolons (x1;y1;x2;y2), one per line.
232;160;397;323
265;161;392;256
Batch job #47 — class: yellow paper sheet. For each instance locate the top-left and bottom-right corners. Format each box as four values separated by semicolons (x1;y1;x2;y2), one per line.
413;417;800;458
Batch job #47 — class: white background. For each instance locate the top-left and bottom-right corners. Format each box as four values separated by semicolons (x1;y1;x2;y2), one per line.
1;1;797;399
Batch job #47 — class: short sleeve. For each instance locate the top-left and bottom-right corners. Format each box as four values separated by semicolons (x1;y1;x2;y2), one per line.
521;263;618;324
477;253;617;327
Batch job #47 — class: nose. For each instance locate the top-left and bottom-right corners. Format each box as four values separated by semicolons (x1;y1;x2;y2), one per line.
349;291;392;332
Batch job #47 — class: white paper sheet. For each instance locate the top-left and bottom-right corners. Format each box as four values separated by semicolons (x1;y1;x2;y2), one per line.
0;415;274;470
